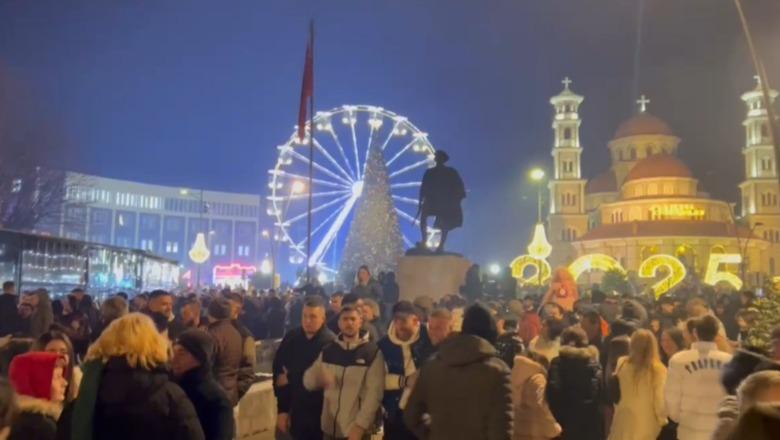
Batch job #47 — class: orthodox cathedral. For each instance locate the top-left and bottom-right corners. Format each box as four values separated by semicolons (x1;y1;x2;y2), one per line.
546;77;779;287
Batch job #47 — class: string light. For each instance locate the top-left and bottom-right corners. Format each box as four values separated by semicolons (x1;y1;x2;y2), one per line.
704;253;743;290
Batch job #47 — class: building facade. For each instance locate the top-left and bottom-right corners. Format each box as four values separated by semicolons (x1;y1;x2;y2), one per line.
547;78;779;288
38;173;265;286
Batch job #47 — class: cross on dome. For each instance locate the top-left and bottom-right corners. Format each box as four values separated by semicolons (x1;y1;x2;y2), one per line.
562;77;573;90
637;94;650;113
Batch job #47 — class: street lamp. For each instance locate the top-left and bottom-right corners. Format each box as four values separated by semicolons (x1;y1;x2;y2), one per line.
741;222;764;286
529;168;546;224
488;263;501;276
529;167;547;287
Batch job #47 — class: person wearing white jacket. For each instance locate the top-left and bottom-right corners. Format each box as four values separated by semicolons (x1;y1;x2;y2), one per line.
664;315;732;440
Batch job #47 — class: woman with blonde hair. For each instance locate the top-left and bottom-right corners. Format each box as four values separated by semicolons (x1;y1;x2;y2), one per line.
608;329;668;439
64;313;204;440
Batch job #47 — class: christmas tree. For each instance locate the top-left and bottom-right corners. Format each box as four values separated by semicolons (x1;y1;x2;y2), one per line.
338;137;404;286
745;279;780;351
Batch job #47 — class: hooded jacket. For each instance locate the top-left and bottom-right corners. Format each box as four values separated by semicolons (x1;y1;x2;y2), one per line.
377;322;433;417
664;341;732;440
303;333;385;438
403;333;513;440
546;345;603;440
511;355;561;440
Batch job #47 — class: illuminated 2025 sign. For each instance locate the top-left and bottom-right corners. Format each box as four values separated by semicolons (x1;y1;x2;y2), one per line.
511;252;743;297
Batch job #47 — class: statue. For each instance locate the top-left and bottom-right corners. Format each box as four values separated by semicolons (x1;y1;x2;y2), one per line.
416;150;466;253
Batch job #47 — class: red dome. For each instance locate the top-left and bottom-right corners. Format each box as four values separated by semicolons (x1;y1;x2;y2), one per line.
614;112;674;139
586;170;617;193
625;154;693;182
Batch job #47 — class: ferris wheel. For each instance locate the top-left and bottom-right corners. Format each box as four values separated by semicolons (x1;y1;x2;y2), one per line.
267;105;439;274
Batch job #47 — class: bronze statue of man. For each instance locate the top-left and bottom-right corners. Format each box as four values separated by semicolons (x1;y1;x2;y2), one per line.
417;150;465;253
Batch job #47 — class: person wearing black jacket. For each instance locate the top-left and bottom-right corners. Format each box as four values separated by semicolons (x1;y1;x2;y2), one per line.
0;281;21;337
546;326;604;440
272;296;335;439
172;329;234;440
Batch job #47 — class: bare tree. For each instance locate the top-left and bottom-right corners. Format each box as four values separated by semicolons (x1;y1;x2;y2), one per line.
0;63;87;232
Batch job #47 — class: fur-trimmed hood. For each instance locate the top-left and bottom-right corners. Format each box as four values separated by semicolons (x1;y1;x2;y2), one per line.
559;345;600;362
16;395;62;420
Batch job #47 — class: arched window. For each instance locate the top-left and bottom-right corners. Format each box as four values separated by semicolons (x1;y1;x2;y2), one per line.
629;148;637;160
564;128;572;140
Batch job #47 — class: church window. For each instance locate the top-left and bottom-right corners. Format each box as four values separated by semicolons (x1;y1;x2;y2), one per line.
646;146;653;157
564;128;572;140
761;123;770;140
629;148;637;160
648;183;658;196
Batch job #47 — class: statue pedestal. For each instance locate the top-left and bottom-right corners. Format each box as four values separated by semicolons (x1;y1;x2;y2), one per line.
397;255;472;303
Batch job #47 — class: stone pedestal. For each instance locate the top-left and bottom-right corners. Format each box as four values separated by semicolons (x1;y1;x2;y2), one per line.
397;255;472;302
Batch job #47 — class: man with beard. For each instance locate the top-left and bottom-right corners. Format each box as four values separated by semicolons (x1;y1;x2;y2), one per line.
273;296;335;439
378;301;433;439
304;306;384;440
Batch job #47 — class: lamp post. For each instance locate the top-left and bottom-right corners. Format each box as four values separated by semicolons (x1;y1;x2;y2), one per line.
181;188;210;289
740;222;764;287
262;228;276;289
529;168;546;288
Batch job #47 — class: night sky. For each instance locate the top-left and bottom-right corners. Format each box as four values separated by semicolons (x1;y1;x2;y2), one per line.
0;0;778;267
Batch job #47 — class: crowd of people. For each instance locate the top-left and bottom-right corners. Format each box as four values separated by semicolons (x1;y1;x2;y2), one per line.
0;263;778;439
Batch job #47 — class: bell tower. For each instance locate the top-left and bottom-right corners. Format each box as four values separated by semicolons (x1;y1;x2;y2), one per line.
548;78;588;267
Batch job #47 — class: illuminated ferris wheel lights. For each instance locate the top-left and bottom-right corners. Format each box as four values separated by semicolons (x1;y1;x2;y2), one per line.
291;180;307;194
270;104;442;272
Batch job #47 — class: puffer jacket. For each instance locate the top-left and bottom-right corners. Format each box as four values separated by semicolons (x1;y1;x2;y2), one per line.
91;357;204;440
404;333;513;440
511;355;561;440
303;333;385;438
208;319;243;406
664;342;732;440
546;345;603;440
377;323;433;417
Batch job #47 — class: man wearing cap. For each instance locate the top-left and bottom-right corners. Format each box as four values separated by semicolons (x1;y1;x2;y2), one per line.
172;329;234;440
377;301;433;440
206;298;243;406
417;149;465;253
273;296;335;439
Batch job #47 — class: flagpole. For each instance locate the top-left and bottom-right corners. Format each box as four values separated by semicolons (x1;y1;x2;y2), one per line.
306;20;315;284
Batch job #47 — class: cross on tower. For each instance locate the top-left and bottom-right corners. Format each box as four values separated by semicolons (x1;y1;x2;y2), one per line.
637;94;650;113
754;75;762;86
562;77;572;90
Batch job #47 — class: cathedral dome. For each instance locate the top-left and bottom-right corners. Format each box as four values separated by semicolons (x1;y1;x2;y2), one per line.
624;154;693;182
613;112;675;139
586;170;617;193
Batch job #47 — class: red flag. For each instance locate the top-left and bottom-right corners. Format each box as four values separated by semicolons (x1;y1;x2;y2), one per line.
297;31;313;141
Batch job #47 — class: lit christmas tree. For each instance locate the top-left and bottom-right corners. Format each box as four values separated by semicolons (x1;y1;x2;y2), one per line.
338;139;404;285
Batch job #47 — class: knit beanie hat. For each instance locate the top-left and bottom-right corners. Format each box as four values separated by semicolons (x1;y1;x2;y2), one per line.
208;298;232;321
9;352;64;401
462;304;498;345
176;329;215;367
